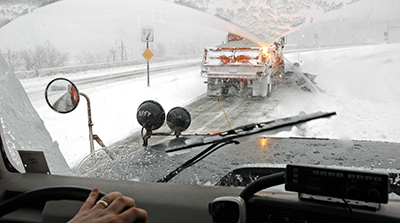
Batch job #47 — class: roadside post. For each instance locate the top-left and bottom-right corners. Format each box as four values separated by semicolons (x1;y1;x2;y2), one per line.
141;28;154;87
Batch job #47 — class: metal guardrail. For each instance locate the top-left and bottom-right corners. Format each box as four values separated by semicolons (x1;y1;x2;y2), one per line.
14;56;202;79
14;59;149;79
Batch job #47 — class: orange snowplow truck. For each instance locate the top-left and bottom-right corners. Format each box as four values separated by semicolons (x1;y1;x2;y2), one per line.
201;33;285;97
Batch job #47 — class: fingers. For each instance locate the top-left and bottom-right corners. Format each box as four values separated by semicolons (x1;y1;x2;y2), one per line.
94;191;136;213
107;195;136;213
70;189;148;223
93;191;120;209
97;191;123;205
86;189;148;223
79;188;99;211
120;207;148;223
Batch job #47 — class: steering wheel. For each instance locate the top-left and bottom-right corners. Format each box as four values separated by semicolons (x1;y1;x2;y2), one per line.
0;186;106;218
239;171;285;202
209;172;286;223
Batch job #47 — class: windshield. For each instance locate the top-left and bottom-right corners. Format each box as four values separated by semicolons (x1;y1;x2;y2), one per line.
0;0;399;194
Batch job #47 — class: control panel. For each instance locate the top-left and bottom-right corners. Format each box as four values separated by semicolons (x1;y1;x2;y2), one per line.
285;164;389;204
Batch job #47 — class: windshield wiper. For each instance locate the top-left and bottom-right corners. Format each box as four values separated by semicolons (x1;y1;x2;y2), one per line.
153;111;336;153
154;111;336;183
156;141;239;183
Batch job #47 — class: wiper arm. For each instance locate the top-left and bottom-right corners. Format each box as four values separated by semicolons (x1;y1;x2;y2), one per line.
163;111;336;153
156;141;239;183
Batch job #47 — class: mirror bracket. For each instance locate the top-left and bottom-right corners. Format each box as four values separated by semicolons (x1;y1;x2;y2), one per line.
45;78;114;163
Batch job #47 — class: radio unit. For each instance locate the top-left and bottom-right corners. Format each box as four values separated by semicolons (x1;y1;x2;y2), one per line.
285;164;389;204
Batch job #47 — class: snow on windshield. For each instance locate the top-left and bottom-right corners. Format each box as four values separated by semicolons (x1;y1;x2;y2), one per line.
0;0;399;176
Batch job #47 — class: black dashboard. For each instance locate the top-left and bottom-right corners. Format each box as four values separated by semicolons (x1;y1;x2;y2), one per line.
210;164;399;223
1;159;400;223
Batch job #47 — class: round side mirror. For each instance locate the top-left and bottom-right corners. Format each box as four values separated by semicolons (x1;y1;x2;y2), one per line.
45;78;80;113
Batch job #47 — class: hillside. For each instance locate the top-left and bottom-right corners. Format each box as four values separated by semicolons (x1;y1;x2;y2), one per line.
0;0;61;28
0;0;227;70
287;19;400;48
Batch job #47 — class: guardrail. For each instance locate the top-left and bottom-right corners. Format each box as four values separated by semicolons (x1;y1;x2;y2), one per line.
14;56;202;79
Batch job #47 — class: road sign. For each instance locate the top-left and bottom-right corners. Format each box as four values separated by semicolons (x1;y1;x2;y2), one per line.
141;28;154;42
142;30;154;87
142;48;154;61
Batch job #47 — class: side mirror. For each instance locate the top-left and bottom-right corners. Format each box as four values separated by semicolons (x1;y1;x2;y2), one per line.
45;78;80;113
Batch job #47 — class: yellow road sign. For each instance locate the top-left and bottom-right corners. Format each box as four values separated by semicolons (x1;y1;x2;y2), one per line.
142;48;154;61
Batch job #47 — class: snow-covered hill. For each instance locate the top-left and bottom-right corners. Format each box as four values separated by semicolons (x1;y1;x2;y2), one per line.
0;0;227;65
0;0;61;28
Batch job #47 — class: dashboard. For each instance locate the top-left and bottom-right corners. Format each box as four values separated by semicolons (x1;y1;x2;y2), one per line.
1;152;400;223
210;164;399;223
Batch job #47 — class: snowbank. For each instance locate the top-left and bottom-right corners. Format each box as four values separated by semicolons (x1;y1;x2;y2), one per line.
0;55;73;175
278;43;400;142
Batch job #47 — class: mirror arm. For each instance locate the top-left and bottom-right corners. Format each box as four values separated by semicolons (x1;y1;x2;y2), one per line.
80;93;95;161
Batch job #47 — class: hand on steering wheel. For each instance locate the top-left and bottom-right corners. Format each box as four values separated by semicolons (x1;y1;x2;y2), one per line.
0;186;148;223
68;188;148;223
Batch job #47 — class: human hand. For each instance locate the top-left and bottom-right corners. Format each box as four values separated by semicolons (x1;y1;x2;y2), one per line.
68;188;148;223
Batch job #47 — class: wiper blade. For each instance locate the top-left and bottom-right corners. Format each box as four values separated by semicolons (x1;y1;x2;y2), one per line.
156;141;238;183
157;111;336;153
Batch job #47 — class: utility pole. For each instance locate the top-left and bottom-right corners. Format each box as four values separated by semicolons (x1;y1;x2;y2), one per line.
120;40;126;61
121;41;124;61
386;21;400;44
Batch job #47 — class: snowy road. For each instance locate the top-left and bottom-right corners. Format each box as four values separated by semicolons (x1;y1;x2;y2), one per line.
115;73;307;147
